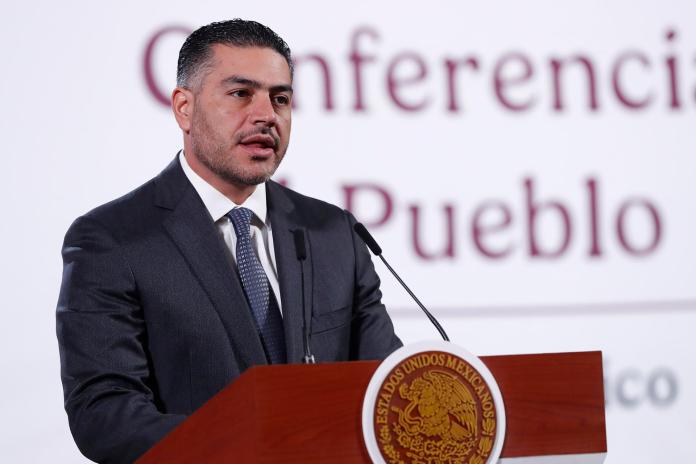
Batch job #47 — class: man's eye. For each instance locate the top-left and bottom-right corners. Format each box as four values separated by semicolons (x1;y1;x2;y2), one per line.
273;95;290;106
230;89;250;98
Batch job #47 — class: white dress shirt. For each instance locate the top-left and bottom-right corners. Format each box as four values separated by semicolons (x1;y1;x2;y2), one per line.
179;151;283;314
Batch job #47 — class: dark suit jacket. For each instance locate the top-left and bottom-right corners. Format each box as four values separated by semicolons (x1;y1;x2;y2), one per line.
56;158;401;463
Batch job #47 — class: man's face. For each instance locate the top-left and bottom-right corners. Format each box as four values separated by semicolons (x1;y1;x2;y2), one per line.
187;44;292;187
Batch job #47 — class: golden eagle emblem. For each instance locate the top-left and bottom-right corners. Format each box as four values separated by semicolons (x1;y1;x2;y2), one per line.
372;351;498;464
394;370;478;443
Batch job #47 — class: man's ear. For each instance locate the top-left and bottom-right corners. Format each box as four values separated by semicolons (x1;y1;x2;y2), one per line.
172;87;194;132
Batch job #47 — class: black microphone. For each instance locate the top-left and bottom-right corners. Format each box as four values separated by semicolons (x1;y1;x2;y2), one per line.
353;222;450;342
292;229;315;363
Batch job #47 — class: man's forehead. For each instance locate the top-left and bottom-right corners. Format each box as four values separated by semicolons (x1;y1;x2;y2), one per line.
209;44;291;77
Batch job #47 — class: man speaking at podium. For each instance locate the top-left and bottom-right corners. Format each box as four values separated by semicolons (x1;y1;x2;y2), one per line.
56;19;401;463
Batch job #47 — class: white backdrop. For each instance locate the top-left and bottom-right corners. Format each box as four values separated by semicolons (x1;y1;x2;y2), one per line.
2;1;694;462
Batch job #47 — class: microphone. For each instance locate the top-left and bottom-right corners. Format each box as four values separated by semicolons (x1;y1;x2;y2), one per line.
353;222;450;342
292;229;315;364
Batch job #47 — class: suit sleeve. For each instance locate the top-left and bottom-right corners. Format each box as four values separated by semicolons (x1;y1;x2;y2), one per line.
343;211;403;360
56;216;186;463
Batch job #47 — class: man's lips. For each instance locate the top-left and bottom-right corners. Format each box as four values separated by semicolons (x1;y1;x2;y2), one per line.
239;134;277;158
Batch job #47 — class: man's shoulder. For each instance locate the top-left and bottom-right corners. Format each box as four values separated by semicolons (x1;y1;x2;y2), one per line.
69;159;185;242
86;179;154;220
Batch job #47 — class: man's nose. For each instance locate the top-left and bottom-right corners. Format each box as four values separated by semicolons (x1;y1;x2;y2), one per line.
250;93;277;126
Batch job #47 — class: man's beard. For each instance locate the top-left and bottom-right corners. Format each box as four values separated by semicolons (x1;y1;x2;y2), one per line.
190;111;283;187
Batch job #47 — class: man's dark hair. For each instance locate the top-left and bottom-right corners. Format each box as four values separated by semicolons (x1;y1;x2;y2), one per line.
177;19;293;89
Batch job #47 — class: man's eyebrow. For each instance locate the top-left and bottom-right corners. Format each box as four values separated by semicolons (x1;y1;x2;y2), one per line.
221;75;260;88
221;75;293;93
271;84;293;94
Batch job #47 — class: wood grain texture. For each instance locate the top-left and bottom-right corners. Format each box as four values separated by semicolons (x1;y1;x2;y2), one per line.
137;352;606;463
482;351;607;458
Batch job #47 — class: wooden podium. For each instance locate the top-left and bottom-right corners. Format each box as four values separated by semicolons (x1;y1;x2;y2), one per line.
137;351;606;463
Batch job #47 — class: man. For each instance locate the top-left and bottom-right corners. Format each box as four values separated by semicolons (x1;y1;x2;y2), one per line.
56;20;401;463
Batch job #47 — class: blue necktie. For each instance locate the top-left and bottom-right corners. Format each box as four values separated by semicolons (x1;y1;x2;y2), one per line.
227;207;287;364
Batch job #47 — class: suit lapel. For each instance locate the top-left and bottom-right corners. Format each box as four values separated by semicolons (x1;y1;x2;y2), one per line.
267;181;312;363
156;160;268;370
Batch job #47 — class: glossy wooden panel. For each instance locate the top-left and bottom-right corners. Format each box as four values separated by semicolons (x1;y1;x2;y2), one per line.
138;351;606;463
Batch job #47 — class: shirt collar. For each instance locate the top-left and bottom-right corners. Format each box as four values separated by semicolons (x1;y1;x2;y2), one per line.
179;151;268;224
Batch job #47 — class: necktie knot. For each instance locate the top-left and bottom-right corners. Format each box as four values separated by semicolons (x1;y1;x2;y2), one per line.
227;207;253;238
